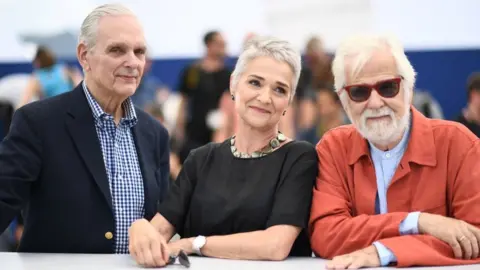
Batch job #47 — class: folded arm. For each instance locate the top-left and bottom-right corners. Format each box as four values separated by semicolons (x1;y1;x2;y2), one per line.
373;211;420;265
309;140;409;259
198;225;301;260
378;141;480;267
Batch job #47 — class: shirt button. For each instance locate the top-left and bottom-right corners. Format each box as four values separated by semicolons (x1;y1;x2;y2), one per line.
105;232;113;240
118;174;123;180
385;153;391;158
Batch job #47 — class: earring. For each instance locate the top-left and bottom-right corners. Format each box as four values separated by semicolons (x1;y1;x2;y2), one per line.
231;95;235;101
282;111;286;116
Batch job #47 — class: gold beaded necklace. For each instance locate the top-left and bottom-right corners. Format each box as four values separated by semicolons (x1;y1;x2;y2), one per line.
230;132;287;158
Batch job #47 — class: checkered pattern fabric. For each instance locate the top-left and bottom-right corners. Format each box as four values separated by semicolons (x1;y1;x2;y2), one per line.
83;81;145;254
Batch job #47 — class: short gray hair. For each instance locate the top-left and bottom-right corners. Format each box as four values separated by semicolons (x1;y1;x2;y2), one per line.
332;34;416;104
231;36;302;102
78;4;135;50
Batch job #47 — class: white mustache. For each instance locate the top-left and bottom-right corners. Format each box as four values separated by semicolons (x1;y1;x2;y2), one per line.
362;107;394;118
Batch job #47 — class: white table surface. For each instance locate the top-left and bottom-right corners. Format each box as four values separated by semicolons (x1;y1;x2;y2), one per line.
1;252;478;270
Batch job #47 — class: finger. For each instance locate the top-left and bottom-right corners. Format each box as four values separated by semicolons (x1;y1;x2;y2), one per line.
326;256;352;269
160;238;170;263
327;261;350;269
129;243;140;261
468;225;480;258
133;241;147;266
140;240;155;267
347;259;363;269
463;228;478;259
448;238;463;259
150;238;166;267
458;235;473;260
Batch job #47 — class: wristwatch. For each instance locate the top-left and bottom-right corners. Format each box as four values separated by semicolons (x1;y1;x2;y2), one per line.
192;235;206;256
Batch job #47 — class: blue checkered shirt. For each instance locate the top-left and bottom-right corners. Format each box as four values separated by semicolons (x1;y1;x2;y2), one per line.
82;81;145;254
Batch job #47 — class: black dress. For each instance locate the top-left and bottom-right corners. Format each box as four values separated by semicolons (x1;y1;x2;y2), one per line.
158;139;318;257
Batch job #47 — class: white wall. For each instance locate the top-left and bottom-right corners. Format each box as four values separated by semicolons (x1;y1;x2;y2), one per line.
370;0;480;50
264;0;480;52
0;0;478;62
0;0;268;61
264;0;373;53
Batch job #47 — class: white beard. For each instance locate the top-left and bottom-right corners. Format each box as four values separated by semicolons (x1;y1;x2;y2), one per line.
354;106;410;146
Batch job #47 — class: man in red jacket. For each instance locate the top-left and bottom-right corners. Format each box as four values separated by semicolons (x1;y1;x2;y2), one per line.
309;33;480;269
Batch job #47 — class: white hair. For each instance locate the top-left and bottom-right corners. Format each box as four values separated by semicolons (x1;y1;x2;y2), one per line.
231;36;302;102
78;4;135;50
332;34;416;105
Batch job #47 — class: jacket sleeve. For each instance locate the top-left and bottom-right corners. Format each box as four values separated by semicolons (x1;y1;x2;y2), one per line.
308;136;409;259
378;141;480;267
157;125;170;203
0;108;42;232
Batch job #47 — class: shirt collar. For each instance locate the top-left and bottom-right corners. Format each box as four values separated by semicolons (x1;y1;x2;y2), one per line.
82;81;138;127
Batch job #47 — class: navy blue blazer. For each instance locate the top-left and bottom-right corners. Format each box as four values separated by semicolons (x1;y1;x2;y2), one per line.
0;83;170;253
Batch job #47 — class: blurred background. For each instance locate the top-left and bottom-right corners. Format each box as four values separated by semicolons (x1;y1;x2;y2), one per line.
0;0;479;251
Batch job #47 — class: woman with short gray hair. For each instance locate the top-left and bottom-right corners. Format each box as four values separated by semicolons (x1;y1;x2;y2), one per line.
129;36;318;267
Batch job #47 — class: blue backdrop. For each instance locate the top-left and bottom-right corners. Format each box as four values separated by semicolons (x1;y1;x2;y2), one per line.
0;48;479;120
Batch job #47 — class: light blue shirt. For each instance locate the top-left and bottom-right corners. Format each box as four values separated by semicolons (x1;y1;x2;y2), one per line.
368;122;420;266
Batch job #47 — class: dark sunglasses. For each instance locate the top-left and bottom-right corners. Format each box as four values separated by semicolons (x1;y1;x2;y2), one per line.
167;250;190;268
341;77;403;102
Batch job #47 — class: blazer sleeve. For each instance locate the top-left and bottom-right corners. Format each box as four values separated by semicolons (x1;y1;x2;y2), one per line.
308;135;409;259
0;108;42;232
377;141;480;267
156;126;170;203
157;148;199;235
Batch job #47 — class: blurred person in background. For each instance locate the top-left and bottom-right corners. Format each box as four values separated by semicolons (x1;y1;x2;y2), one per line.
129;36;317;268
296;37;334;131
296;84;348;144
174;30;232;163
412;89;444;119
18;46;83;108
130;56;168;109
309;34;480;269
145;104;182;182
0;4;170;254
455;72;480;137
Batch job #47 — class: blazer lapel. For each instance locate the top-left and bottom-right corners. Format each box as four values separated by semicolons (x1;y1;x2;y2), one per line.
65;86;113;211
132;115;157;220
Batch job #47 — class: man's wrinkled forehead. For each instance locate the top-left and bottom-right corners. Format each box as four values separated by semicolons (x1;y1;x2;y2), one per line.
96;15;145;44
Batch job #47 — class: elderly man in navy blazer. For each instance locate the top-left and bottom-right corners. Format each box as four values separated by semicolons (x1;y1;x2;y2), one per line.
0;4;170;254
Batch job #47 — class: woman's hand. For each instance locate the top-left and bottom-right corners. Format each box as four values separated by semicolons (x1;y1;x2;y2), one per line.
167;238;195;257
129;218;170;268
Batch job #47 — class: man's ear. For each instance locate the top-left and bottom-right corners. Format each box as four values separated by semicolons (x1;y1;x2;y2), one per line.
77;43;89;71
229;75;235;96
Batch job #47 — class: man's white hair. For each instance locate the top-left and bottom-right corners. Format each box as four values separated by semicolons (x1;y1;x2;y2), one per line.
231;36;302;102
78;4;135;50
332;33;416;105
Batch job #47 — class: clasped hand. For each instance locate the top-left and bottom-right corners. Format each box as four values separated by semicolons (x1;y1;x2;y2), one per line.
419;213;480;260
326;245;380;269
129;218;171;267
326;213;480;269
